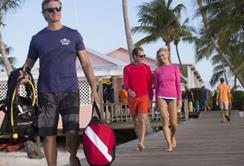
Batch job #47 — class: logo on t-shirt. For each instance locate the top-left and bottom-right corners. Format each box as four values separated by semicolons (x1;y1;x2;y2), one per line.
60;38;70;45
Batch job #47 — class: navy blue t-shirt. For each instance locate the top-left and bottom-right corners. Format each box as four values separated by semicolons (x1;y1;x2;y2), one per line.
27;26;85;93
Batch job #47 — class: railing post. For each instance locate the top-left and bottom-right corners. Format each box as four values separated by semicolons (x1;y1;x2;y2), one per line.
98;79;105;119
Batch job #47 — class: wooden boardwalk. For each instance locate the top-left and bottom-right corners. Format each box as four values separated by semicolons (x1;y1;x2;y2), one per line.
81;111;244;166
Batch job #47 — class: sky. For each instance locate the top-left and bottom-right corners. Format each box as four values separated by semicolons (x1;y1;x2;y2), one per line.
1;0;215;88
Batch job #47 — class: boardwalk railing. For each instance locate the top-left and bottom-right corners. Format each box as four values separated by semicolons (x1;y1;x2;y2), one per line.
102;99;189;124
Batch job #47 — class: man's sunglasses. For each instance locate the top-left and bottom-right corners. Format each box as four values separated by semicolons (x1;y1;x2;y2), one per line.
137;54;146;58
44;6;62;13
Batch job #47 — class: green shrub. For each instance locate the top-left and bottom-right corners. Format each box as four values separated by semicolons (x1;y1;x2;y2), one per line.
232;91;244;111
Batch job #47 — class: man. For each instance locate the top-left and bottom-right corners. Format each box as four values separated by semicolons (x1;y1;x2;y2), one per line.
216;78;231;122
201;86;209;112
22;0;98;165
123;47;153;151
185;86;195;112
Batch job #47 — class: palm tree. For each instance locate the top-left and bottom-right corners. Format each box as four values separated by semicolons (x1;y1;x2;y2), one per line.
122;0;134;62
196;0;244;87
0;0;25;76
209;58;229;86
173;18;196;71
195;28;244;87
0;44;16;69
132;0;185;62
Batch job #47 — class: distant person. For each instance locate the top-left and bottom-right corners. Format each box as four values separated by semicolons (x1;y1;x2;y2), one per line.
119;85;128;109
119;85;129;120
216;78;231;122
103;83;114;122
154;47;182;152
193;100;200;113
108;86;115;103
185;87;195;112
21;0;98;165
123;47;153;151
201;86;209;111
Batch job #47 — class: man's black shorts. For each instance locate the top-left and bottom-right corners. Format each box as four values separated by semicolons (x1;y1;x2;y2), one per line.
37;91;80;136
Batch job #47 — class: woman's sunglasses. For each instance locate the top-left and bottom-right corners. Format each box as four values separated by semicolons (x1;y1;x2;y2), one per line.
44;6;62;14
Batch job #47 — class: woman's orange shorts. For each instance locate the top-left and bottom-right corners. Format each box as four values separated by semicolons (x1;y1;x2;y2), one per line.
128;95;149;117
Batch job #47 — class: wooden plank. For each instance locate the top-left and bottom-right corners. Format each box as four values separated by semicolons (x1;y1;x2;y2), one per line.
108;121;164;130
81;111;244;166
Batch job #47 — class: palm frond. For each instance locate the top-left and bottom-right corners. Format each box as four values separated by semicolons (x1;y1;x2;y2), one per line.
210;70;225;86
0;0;25;12
135;34;158;46
133;0;192;49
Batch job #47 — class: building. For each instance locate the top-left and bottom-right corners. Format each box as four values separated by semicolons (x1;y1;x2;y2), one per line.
0;47;204;128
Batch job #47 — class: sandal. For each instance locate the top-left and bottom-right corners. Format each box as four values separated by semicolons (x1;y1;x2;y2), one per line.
165;145;173;152
137;143;145;151
225;115;230;122
165;147;173;152
76;156;81;166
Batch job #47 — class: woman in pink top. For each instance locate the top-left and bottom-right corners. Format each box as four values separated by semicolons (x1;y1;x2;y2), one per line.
154;47;182;152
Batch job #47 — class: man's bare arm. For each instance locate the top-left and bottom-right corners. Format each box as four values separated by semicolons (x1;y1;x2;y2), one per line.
23;58;36;71
77;50;98;102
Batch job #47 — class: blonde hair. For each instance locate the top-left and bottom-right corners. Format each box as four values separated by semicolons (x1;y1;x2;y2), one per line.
156;47;169;66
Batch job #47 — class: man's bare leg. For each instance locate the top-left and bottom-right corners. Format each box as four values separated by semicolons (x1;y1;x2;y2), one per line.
66;130;80;166
133;113;147;151
44;136;57;166
224;109;230;122
220;109;225;122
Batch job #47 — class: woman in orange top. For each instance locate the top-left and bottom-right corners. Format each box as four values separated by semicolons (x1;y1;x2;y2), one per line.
119;85;129;111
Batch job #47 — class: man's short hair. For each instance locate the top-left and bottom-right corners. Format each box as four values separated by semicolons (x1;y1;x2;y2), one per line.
42;0;62;11
220;77;225;83
132;47;144;59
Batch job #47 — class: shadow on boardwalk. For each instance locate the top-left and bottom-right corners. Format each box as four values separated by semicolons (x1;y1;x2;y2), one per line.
81;111;244;166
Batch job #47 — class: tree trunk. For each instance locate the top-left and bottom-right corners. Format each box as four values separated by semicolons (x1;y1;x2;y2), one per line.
166;42;171;63
197;0;244;88
122;0;134;62
175;43;183;71
175;42;188;86
0;32;13;76
221;61;228;85
234;76;237;89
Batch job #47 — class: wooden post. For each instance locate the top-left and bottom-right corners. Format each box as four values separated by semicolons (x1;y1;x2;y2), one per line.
112;77;119;122
112;77;118;103
98;78;105;119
